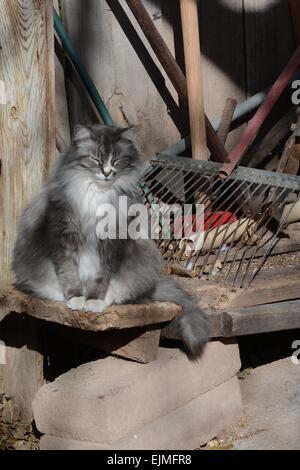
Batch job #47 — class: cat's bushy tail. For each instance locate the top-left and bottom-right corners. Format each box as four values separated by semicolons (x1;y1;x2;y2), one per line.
151;278;210;359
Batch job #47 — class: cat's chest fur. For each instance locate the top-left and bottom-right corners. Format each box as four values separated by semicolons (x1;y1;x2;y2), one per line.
67;176;117;226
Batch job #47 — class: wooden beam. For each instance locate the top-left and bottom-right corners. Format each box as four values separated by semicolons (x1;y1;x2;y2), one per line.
0;1;55;287
222;299;300;337
177;264;300;311
222;266;300;309
0;288;181;332
0;0;55;421
61;325;161;363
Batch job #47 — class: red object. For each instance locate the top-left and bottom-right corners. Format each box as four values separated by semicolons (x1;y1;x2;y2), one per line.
174;211;237;237
219;45;300;179
204;211;237;230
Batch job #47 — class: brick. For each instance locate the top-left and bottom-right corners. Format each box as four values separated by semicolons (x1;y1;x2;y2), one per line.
40;376;242;450
34;340;240;444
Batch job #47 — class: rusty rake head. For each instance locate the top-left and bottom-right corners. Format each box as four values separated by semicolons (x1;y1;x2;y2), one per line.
140;154;300;288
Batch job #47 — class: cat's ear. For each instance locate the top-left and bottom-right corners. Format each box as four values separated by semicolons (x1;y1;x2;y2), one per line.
73;125;92;144
118;126;137;142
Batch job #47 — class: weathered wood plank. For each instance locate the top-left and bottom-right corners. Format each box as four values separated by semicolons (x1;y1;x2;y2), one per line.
61;0;180;157
244;0;295;96
177;264;300;311
223;266;300;309
0;289;181;332
0;0;56;287
113;328;161;363
0;0;55;421
194;237;300;269
67;325;161;363
199;0;246;152
224;299;300;337
0;314;44;422
163;298;300;339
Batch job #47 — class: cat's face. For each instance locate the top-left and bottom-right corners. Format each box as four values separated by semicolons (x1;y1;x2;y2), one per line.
70;125;139;184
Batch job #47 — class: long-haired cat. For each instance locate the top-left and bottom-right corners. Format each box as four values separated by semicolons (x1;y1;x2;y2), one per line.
13;125;210;359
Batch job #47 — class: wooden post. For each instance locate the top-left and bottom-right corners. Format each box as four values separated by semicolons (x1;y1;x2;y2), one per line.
0;0;55;421
180;0;207;160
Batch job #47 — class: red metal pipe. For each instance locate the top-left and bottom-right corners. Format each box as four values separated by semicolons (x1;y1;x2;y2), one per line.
219;45;300;179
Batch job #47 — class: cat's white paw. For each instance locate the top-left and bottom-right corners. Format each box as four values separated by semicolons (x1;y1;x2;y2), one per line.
84;298;108;313
66;296;86;310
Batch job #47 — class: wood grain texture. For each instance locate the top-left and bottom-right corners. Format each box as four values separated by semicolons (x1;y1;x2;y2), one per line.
177;264;300;311
69;325;161;363
0;0;55;421
0;288;181;331
198;0;246;152
244;0;295;96
180;0;207;160
61;0;180;158
222;265;300;309
226;299;300;336
290;0;300;45
0;0;56;288
0;314;44;422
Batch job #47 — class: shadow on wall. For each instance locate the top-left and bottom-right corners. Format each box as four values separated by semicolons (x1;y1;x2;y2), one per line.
148;0;295;94
62;0;294;138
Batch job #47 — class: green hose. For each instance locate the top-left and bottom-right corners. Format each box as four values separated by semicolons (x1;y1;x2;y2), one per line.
53;8;113;126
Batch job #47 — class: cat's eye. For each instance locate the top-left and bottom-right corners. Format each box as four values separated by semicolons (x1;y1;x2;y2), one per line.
89;155;100;165
113;158;128;167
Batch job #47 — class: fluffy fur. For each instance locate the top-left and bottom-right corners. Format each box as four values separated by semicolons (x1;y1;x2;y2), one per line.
13;125;210;358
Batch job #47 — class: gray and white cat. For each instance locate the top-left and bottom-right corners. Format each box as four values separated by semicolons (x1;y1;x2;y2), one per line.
13;125;209;358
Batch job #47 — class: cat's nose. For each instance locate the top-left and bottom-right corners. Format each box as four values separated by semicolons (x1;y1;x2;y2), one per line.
102;167;112;177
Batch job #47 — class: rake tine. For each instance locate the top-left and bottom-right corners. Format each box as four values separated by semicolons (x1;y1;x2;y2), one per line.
220;183;271;281
243;188;299;288
195;181;263;275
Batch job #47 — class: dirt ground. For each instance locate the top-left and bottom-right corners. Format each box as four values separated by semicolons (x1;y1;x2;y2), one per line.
204;355;300;450
0;394;39;450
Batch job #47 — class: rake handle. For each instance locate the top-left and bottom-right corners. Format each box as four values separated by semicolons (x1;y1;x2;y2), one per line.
180;0;207;160
217;98;237;145
219;45;300;179
124;0;227;163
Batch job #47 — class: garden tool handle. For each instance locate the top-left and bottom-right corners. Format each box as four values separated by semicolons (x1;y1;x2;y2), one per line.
219;45;300;180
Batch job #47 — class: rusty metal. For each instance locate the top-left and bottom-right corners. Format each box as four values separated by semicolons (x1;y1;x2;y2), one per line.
219;45;300;179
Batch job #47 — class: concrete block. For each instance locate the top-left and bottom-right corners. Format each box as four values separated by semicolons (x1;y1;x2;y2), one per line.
34;340;240;444
40;376;243;450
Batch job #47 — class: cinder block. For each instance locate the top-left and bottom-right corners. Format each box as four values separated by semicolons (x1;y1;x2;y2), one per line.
34;340;241;444
40;376;243;450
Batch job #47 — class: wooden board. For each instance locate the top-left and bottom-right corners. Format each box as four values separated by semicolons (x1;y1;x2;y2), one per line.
198;0;246;152
223;299;300;337
0;289;181;332
244;0;295;96
62;325;161;363
222;265;300;310
61;0;181;158
0;0;55;420
0;314;44;422
0;0;55;287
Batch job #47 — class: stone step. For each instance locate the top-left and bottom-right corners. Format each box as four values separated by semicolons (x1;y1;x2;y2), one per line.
40;376;243;450
34;340;241;444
